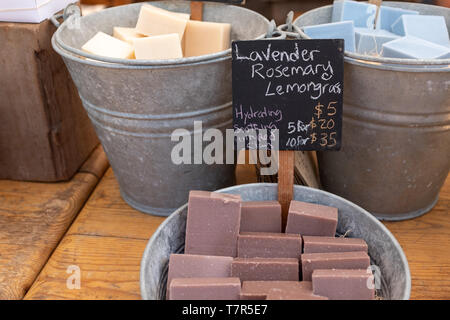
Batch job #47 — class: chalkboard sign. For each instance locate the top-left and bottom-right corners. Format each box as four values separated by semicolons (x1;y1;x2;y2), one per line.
232;39;344;151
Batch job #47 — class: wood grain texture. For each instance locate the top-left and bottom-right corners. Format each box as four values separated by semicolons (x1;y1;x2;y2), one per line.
190;2;204;21
24;235;147;300
278;151;294;230
0;146;108;300
79;145;109;179
0;19;98;181
383;174;450;300
24;168;165;300
65;168;165;240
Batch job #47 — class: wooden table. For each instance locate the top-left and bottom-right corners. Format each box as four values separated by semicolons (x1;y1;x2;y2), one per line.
1;150;448;299
0;145;108;300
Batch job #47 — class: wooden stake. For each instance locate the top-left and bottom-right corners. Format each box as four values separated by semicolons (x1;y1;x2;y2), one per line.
294;151;321;189
369;0;382;29
368;0;382;5
278;150;294;231
191;1;203;21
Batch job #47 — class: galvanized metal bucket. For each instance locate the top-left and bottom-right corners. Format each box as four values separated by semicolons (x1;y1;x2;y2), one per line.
140;183;411;300
51;1;270;216
294;2;450;220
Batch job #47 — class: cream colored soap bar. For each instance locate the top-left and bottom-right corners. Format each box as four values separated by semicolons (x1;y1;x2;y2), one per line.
81;32;134;59
134;34;183;60
184;20;231;57
113;27;145;45
135;5;189;39
143;4;190;20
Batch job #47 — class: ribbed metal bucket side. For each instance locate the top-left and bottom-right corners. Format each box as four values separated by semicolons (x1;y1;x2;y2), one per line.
51;2;271;216
293;2;450;220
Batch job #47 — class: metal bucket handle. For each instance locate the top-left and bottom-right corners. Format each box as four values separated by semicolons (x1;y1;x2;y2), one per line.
264;19;286;40
277;11;302;39
50;3;81;28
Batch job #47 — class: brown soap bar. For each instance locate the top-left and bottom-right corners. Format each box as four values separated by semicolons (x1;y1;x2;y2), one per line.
301;251;370;281
312;269;375;300
241;281;312;300
169;277;241;300
266;288;329;300
185;191;241;257
240;201;282;233
286;200;338;237
231;258;299;282
166;254;233;298
303;236;368;253
237;232;302;259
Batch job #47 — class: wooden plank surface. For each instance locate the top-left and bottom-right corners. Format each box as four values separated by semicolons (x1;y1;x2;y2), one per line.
383;178;450;300
24;164;449;300
23;235;147;300
0;145;108;300
24;168;165;300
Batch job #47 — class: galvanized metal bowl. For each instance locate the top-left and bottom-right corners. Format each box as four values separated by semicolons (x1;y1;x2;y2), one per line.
140;183;411;300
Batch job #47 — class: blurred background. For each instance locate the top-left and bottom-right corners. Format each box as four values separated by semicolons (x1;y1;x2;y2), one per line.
80;0;450;23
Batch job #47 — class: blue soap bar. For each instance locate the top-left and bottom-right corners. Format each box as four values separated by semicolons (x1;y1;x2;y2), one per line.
303;21;356;52
391;15;450;47
381;36;450;59
332;0;377;28
375;6;418;31
355;27;399;56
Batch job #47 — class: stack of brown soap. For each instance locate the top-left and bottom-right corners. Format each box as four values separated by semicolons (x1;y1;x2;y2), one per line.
168;190;242;300
231;202;302;288
166;191;375;300
240;281;327;300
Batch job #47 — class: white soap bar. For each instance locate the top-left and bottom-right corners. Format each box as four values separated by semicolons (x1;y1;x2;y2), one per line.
135;5;189;39
134;33;183;60
184;20;231;57
113;27;146;45
82;32;134;59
